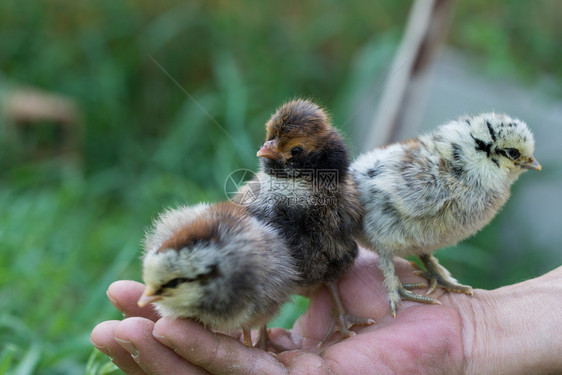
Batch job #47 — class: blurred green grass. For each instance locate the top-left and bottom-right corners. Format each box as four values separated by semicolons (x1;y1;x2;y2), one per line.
1;1;561;373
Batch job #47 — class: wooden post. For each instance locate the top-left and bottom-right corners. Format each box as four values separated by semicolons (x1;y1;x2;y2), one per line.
362;0;456;150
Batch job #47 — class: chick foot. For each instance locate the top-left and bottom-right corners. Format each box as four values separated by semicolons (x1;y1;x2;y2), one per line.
389;282;441;317
377;253;439;317
415;254;473;296
318;281;375;348
242;327;254;347
255;325;291;352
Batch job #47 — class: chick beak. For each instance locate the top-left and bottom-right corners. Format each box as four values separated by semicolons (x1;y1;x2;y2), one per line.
137;287;162;308
519;156;542;171
257;140;283;160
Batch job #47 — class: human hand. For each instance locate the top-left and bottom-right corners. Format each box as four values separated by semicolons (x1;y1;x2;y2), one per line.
91;249;562;374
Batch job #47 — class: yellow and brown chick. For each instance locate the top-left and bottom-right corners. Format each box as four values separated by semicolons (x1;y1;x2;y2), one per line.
138;202;298;348
236;99;374;343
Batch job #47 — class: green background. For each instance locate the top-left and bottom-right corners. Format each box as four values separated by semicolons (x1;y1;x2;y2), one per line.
1;1;561;373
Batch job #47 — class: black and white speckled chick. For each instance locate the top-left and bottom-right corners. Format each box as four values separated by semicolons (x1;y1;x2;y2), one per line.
236;99;373;343
138;202;298;348
351;113;541;316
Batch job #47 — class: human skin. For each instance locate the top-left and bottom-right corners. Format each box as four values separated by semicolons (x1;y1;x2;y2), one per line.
91;249;562;375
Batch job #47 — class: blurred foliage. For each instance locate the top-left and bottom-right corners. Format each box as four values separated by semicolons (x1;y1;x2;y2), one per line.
452;0;562;86
0;0;561;373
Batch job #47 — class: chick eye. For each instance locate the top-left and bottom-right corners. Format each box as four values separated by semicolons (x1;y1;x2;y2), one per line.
162;277;190;289
504;148;521;160
291;146;304;157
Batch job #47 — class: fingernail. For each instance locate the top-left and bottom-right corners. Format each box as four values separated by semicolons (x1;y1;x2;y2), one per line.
115;337;139;358
106;290;127;317
152;331;175;351
91;341;113;360
106;290;122;311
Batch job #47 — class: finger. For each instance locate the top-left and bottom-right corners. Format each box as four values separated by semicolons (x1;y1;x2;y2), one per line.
267;327;300;351
91;320;146;375
277;351;332;375
107;280;160;321
114;317;209;375
290;287;334;349
341;249;391;315
153;317;288;375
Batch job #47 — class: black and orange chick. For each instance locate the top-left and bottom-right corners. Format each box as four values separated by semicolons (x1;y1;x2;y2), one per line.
235;99;374;344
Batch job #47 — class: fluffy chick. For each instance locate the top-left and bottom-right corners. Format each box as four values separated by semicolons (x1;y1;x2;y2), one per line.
235;99;373;343
351;112;541;316
138;201;298;348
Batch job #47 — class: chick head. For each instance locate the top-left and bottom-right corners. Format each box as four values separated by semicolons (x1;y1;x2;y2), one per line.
257;99;349;176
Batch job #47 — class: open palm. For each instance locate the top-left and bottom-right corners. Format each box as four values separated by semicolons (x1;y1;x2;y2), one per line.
91;249;474;374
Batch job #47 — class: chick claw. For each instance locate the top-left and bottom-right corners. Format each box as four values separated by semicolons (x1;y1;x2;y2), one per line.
414;269;473;295
413;255;474;296
318;311;375;348
255;325;291;352
391;283;441;317
318;282;375;348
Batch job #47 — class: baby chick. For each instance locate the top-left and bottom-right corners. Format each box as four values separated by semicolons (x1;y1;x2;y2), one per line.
351;113;541;316
235;99;373;342
138;201;298;348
